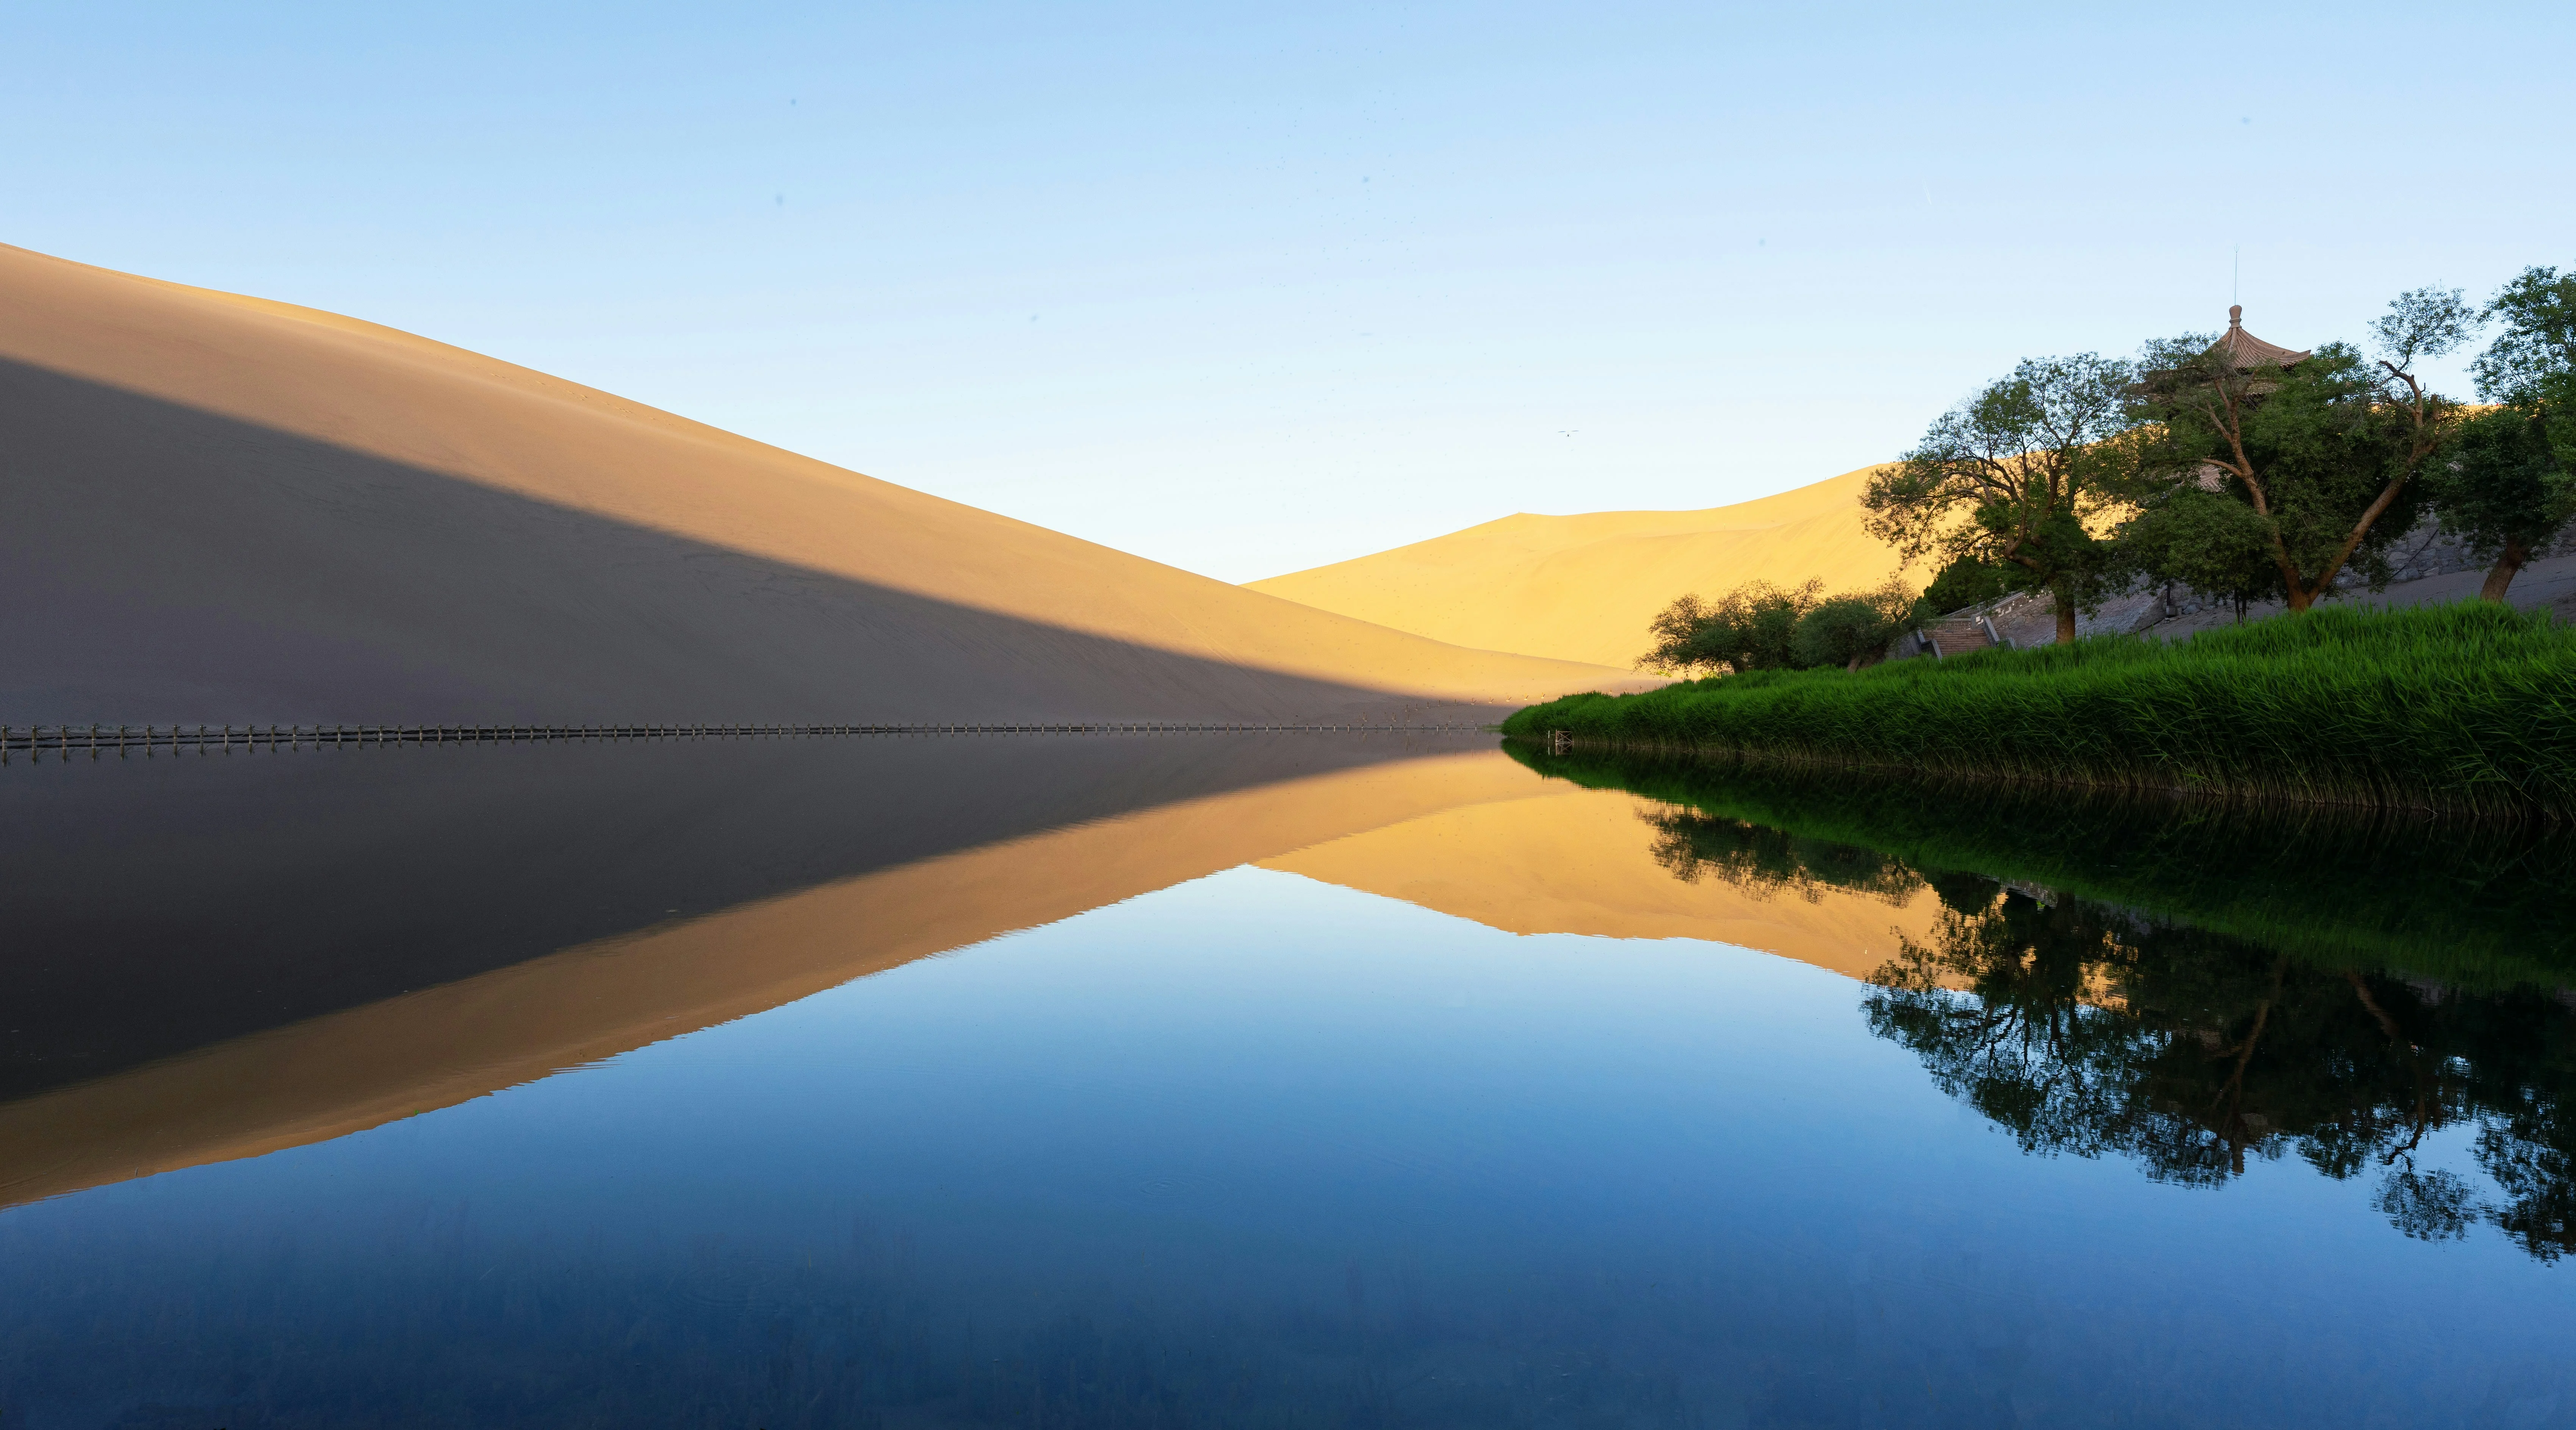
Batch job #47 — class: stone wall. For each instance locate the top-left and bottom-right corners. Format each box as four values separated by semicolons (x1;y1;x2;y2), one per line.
2153;515;2576;622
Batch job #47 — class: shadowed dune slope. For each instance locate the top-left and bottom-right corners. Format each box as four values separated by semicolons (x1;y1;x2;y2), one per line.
0;244;1640;723
1247;468;1910;669
1261;782;1942;980
0;740;1546;1211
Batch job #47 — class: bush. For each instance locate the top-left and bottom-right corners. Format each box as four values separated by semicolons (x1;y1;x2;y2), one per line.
1643;577;1914;674
1792;583;1914;670
1639;580;1821;675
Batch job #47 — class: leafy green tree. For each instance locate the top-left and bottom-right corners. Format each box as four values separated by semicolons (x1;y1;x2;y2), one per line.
2425;405;2576;600
1865;355;2138;644
1639;593;1727;676
1637;579;1822;675
1910;552;2015;619
2114;481;2282;620
2129;288;2474;612
1790;578;1916;670
2424;265;2576;601
2474;266;2576;453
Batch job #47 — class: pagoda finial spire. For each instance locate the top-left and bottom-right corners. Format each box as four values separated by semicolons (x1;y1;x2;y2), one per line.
2228;304;2243;327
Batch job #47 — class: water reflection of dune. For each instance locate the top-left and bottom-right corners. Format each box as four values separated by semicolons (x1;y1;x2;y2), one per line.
1261;785;1946;979
0;747;1544;1210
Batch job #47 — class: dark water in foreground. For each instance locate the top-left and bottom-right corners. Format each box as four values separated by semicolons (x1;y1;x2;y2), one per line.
3;734;2572;1427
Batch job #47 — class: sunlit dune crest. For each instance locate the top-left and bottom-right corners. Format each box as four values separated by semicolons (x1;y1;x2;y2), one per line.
1261;784;1945;980
1247;469;1911;669
0;244;1645;723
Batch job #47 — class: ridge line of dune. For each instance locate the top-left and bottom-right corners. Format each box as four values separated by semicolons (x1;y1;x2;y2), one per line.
2;243;1656;720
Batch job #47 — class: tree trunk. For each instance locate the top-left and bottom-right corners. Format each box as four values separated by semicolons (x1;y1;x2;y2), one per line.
2296;470;2416;614
2051;578;2077;645
2480;534;2531;602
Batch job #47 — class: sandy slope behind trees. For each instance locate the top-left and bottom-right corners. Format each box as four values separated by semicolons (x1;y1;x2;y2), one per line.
1247;468;1912;669
0;244;1642;724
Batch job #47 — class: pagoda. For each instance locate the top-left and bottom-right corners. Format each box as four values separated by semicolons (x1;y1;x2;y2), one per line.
2186;304;2311;494
2209;304;2309;368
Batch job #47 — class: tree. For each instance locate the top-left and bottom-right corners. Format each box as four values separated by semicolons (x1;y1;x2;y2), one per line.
1637;579;1822;676
1790;578;1915;670
2129;288;2476;612
2114;481;2283;620
1910;552;2015;620
1640;593;1726;676
1865;355;2137;645
2425;405;2576;600
2432;265;2576;601
2474;266;2576;456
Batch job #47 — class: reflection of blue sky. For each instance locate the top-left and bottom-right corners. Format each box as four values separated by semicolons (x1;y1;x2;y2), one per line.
9;3;2567;580
3;867;2565;1423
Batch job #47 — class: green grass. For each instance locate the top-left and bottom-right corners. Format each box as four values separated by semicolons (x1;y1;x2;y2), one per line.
1502;601;2576;817
1503;741;2576;990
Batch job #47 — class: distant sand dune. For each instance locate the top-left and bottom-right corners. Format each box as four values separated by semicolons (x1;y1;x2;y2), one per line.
0;244;1643;723
1247;469;1910;669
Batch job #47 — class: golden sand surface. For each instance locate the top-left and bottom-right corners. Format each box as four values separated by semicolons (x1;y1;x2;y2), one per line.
1261;781;1941;980
1246;468;1911;669
0;244;1645;723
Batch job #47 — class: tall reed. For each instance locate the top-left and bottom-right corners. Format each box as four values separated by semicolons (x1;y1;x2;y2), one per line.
1501;601;2576;817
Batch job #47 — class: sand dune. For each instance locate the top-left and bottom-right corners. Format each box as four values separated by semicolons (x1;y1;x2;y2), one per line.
1247;468;1909;669
0;244;1642;723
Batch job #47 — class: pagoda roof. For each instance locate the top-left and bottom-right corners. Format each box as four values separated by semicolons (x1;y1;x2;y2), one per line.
2208;305;2309;369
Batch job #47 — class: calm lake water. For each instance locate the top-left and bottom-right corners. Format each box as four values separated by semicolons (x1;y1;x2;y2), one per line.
3;733;2572;1428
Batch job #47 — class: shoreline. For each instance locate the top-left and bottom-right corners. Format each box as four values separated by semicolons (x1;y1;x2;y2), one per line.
1500;602;2576;821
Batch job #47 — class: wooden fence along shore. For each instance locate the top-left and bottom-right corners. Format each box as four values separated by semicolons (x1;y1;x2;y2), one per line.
0;720;1487;761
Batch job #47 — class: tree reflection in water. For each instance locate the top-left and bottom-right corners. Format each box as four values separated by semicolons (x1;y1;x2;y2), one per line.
1642;801;1925;907
1867;880;2576;1259
1634;797;2576;1262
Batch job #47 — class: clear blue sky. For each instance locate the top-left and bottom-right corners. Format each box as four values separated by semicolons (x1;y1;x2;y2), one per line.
7;2;2568;582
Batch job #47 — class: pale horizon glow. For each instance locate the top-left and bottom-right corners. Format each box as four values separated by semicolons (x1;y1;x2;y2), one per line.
6;2;2569;582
